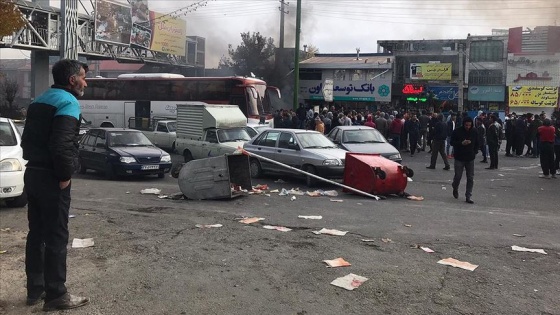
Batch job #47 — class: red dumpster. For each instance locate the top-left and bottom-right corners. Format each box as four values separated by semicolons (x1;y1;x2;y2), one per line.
343;153;413;195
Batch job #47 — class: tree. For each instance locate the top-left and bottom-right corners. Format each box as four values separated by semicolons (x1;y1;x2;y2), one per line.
0;78;20;118
219;32;276;81
0;1;25;37
4;78;18;108
303;44;319;60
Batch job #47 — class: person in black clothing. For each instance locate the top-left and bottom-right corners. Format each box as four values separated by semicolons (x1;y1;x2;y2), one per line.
296;103;307;129
426;114;450;170
451;116;479;204
408;114;421;157
21;59;90;311
504;114;515;156
486;115;500;169
427;112;439;153
513;114;527;156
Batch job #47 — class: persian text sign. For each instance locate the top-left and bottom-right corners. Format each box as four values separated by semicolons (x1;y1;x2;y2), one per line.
468;86;505;102
508;86;558;107
149;11;186;55
410;63;452;81
301;79;392;102
506;53;560;87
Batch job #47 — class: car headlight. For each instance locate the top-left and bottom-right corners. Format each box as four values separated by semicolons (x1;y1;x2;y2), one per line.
322;159;341;166
0;158;23;172
120;157;136;164
389;154;402;160
161;155;171;162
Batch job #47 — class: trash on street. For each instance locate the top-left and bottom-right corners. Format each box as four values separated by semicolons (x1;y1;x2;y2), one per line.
512;234;526;237
330;199;344;202
361;239;376;242
140;188;161;195
511;245;547;254
72;238;95;248
291;196;296;201
0;250;7;254
195;224;223;228
407;195;424;201
263;225;292;232
68;215;76;218
420;246;435;253
1;228;11;232
312;228;348;236
404;224;412;227
269;189;279;193
239;217;265;224
298;215;322;220
330;273;368;290
381;238;393;243
437;258;478;271
323;257;351;268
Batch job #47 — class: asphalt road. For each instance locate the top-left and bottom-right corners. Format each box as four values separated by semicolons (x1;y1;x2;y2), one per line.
1;149;559;315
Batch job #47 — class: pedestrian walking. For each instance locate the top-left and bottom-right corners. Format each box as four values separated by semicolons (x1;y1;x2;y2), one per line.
537;119;556;178
21;59;90;311
486;115;500;169
450;117;479;204
426;114;450;170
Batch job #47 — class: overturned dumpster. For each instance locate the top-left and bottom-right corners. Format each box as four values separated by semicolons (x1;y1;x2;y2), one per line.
178;155;252;200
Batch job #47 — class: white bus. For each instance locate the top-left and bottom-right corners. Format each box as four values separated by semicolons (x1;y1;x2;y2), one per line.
80;73;281;128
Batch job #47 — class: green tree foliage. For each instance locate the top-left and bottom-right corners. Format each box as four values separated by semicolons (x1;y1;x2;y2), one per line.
219;32;276;81
0;1;26;37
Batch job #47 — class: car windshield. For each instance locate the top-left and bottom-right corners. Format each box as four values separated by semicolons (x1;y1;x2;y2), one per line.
108;131;153;147
218;128;252;142
167;122;177;132
343;129;386;143
297;132;337;149
0;121;17;146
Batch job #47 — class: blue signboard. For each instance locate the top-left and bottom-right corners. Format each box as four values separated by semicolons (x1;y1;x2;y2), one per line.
428;86;459;101
468;85;505;102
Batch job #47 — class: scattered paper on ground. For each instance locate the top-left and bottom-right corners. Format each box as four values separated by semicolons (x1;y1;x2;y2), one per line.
253;184;268;190
239;217;265;224
140;188;161;195
291;196;296;201
407;195;424;201
437;258;478;271
330;199;344;202
511;245;547;254
512;234;526;237
441;186;447;190
0;250;7;254
263;225;292;232
361;239;375;242
323;257;351;268
195;224;223;228
279;188;305;196
269;189;279;193
330;274;368;291
404;224;412;227
298;215;322;220
420;246;435;253
72;238;94;248
381;238;393;243
1;228;11;232
157;195;168;199
407;177;413;182
68;215;76;218
312;228;348;236
306;191;322;197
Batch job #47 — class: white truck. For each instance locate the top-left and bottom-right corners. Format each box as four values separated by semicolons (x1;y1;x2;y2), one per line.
175;102;253;163
128;117;177;152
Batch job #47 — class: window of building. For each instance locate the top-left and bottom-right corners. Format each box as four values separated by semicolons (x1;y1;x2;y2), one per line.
468;69;503;85
470;41;503;62
334;70;346;81
300;70;322;80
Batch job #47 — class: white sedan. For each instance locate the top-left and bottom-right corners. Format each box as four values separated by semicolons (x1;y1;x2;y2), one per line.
0;117;27;207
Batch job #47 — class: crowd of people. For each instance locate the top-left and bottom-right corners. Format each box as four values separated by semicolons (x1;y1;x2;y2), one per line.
271;104;560;180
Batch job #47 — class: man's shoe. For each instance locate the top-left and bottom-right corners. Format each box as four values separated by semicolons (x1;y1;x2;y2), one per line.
43;293;89;311
453;189;458;199
485;167;495;170
466;198;474;204
551;174;557;179
443;165;450;170
26;292;45;306
480;160;488;163
426;166;436;169
539;174;551;179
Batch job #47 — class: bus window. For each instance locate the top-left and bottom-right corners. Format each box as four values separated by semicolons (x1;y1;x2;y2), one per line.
245;87;260;117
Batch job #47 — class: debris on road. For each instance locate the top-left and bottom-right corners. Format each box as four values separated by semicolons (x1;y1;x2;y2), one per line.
291;196;296;201
68;215;76;218
330;273;368;290
157;195;168;199
263;225;292;232
269;189;279;193
437;258;478;271
421;247;435;253
512;234;526;237
72;238;95;248
195;224;223;228
0;250;7;254
298;215;322;220
441;186;447;190
330;199;344;202
407;195;424;201
511;245;547;254
140;188;161;195
279;188;304;196
312;228;348;236
239;217;265;224
253;184;269;190
361;239;376;242
1;228;11;232
323;257;351;268
381;238;394;243
404;224;412;227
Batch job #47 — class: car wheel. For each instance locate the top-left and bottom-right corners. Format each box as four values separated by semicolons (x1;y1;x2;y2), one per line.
183;150;194;163
249;159;263;178
158;172;165;179
78;158;87;174
105;163;116;180
303;165;317;187
5;190;28;208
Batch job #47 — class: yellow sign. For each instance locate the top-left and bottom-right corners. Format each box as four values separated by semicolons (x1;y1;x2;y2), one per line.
149;12;186;55
410;63;452;81
508;86;559;107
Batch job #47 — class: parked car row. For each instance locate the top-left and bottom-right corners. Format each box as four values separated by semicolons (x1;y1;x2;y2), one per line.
0;117;27;207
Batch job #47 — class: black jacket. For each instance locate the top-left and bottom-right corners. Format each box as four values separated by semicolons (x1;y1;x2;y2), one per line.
21;86;81;181
451;125;479;162
433;121;448;141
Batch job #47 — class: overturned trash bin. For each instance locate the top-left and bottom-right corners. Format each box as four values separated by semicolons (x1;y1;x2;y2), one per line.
343;153;413;195
178;155;252;200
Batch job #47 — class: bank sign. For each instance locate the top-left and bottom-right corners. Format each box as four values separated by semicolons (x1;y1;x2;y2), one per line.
300;79;392;102
468;85;505;102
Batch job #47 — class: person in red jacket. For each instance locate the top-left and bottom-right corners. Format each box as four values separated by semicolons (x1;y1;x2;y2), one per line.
388;113;404;150
364;114;376;129
537;119;556;178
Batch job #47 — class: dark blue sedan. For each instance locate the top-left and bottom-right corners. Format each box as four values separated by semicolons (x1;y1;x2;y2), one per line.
78;128;172;179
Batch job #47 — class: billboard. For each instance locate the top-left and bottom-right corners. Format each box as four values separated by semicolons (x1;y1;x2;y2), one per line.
300;79;392;102
429;86;458;101
508;86;558;107
149;11;187;55
94;0;132;45
410;63;452;81
468;86;505;102
506;53;560;87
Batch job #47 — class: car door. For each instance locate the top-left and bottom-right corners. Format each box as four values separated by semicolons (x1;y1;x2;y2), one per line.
153;122;168;148
91;130;109;170
276;131;302;173
79;131;97;170
251;130;281;172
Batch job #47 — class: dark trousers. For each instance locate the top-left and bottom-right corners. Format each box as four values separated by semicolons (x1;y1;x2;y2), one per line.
488;143;499;168
514;134;525;155
452;159;475;199
555;145;560;173
420;129;428;150
505;135;514;155
390;133;401;151
539;142;555;176
410;136;419;155
25;168;70;301
430;140;449;167
480;143;488;161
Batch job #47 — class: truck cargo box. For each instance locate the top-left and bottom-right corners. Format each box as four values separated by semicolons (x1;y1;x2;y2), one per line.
176;102;247;140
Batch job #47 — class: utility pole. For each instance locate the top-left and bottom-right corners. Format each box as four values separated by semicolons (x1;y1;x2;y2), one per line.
278;0;289;49
60;0;78;59
292;0;301;110
458;44;464;112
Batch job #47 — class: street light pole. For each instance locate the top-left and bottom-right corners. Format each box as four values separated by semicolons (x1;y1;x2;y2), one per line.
292;0;301;110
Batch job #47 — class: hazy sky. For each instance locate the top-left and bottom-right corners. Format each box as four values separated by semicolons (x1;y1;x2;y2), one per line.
1;0;559;67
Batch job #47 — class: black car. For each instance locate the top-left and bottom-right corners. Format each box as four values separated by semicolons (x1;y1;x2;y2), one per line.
78;128;172;179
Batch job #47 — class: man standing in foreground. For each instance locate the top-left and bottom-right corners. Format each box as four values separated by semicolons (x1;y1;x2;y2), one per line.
450;116;479;204
21;59;90;311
